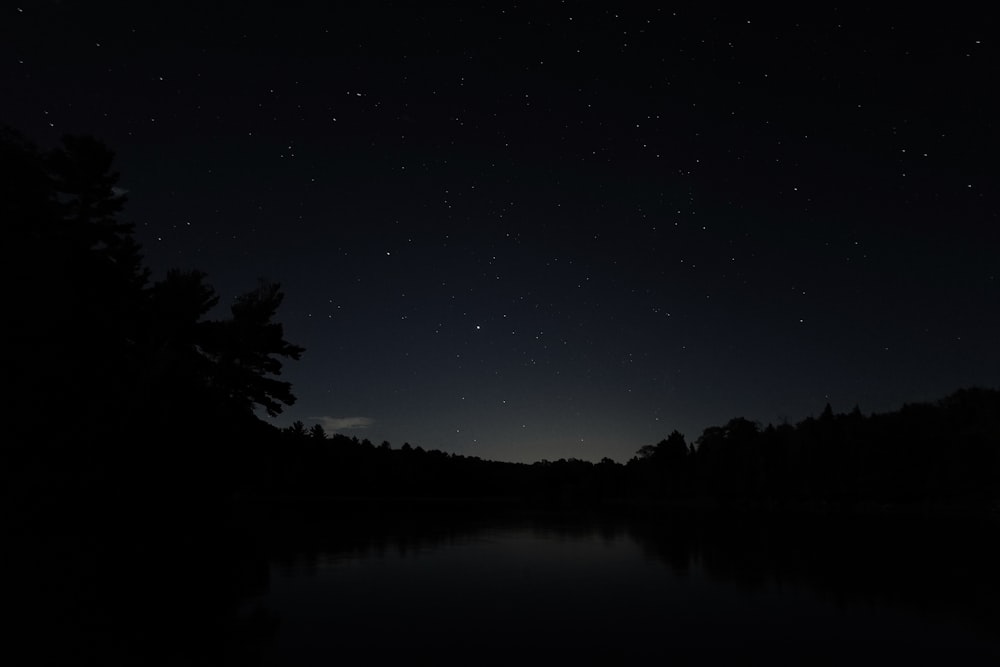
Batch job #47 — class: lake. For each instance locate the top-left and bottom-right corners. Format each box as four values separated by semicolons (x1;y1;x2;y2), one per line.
253;510;1000;665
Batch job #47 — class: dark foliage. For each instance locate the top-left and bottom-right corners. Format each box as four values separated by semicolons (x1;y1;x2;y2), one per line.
4;127;301;665
3;127;302;501
260;387;999;512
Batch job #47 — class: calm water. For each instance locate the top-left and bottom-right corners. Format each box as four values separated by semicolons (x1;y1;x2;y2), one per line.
255;513;1000;666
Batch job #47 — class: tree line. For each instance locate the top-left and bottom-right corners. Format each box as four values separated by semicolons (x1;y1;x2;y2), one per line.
265;387;999;511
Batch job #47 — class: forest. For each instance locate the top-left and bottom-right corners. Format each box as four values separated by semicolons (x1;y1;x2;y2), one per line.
269;389;1000;511
5;127;1000;516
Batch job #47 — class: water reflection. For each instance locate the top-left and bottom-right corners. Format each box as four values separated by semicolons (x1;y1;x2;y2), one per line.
16;503;995;665
256;510;1000;665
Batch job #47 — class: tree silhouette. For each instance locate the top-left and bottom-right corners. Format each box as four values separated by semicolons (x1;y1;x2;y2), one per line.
138;270;220;425
286;421;308;440
4;127;304;496
7;129;150;449
198;279;304;418
640;430;688;463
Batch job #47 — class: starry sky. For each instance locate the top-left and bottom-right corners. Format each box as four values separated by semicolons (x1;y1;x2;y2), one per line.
4;3;998;463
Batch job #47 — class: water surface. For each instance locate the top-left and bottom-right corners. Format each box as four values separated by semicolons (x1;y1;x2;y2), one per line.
257;513;1000;665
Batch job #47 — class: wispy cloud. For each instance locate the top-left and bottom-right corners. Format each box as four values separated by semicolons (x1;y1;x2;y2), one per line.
313;416;374;432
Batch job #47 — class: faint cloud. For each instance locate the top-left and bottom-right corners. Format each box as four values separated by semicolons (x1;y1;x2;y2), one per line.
314;416;374;432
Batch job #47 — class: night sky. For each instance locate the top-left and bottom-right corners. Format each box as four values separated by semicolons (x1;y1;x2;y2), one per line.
4;4;997;463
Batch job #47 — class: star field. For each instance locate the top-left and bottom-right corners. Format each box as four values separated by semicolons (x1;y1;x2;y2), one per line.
4;4;997;462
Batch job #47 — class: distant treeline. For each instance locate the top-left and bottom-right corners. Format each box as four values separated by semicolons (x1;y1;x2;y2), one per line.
4;127;998;514
260;387;1000;510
